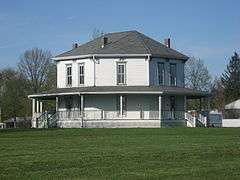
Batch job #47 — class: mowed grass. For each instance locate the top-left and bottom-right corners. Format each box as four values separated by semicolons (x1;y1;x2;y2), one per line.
0;128;240;180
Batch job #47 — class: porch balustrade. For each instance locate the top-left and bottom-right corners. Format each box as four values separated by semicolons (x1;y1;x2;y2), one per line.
56;110;186;120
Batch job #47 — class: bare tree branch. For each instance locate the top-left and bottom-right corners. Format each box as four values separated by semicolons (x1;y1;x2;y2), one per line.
185;57;212;92
18;48;53;93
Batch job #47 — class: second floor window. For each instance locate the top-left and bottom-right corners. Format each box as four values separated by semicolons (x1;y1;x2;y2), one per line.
170;63;177;86
157;62;164;85
66;64;72;86
79;63;84;85
117;62;126;85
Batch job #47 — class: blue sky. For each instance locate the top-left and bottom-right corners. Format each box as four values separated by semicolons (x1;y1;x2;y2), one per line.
0;0;239;76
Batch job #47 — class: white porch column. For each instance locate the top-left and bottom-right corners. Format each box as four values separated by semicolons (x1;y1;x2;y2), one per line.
158;95;162;121
36;100;39;113
80;95;84;115
32;99;35;115
120;95;123;117
32;99;36;128
40;101;43;113
56;97;59;111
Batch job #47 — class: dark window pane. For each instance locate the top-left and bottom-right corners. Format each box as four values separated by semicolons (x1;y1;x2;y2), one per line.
158;63;164;85
170;64;177;86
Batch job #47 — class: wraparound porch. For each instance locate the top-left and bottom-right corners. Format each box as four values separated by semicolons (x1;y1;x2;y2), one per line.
28;86;210;128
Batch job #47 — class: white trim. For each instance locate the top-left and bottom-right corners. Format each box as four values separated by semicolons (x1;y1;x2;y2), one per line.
40;101;43;113
80;95;84;114
116;62;127;85
82;91;163;94
92;56;96;86
120;95;123;117
28;91;163;98
56;97;59;111
52;54;152;61
66;64;72;87
36;100;39;113
159;95;162;122
32;99;35;115
78;63;85;86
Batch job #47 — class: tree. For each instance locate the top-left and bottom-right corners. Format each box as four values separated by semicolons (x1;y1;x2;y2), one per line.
0;71;3;122
211;77;225;111
221;52;240;103
185;57;212;92
91;28;105;40
0;69;29;122
185;57;212;110
18;48;53;93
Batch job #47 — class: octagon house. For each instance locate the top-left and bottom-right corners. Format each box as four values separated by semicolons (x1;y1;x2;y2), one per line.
29;30;209;128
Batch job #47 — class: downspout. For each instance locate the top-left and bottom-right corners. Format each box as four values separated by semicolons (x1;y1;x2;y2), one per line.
93;55;96;86
146;55;151;86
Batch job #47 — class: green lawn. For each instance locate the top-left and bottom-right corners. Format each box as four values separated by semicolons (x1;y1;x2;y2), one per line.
0;128;240;180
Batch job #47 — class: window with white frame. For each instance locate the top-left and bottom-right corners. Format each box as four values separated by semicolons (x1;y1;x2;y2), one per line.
66;64;72;87
170;63;177;86
117;62;126;85
157;62;164;85
79;63;84;85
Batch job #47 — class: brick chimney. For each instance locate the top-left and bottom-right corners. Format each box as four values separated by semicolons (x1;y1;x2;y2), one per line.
101;37;108;48
164;38;171;48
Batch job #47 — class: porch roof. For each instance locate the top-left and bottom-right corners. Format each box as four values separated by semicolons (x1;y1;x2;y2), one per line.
28;86;210;100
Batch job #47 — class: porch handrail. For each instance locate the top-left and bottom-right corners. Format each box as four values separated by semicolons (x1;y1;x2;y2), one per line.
36;111;56;128
185;112;196;127
47;112;58;128
36;111;48;128
198;113;207;127
56;110;186;121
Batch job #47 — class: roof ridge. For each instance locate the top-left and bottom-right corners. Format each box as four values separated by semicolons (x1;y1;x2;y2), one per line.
139;33;188;58
134;31;152;54
103;30;137;36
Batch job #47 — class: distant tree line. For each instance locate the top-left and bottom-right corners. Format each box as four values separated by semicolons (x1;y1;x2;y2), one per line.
185;52;240;111
212;52;240;111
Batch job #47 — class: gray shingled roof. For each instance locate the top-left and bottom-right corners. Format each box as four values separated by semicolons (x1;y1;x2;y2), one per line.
56;31;188;60
29;86;209;99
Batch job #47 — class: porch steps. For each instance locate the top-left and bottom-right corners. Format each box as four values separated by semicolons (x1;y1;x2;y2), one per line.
185;112;207;127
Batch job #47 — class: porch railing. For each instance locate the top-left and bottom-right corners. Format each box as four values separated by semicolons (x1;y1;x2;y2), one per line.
56;110;186;120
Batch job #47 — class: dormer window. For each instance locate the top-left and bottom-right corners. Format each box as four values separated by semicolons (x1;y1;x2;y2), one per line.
117;62;126;85
170;63;177;86
157;62;164;85
79;63;84;85
66;64;72;87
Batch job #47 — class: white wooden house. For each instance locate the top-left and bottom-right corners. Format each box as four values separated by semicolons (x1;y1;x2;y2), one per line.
29;31;209;128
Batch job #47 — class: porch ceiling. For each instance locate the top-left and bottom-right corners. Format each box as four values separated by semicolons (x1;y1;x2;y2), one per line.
28;86;210;100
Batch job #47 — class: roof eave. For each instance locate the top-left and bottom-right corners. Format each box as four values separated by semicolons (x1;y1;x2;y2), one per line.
52;54;152;61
